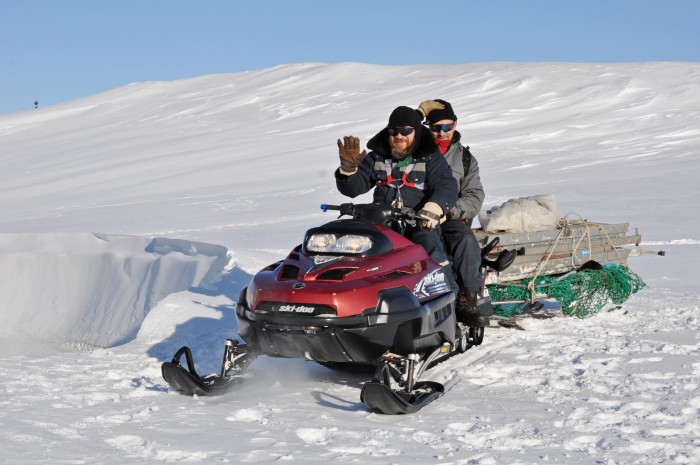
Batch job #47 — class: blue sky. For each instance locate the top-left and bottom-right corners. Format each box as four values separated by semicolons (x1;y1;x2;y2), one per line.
2;0;699;116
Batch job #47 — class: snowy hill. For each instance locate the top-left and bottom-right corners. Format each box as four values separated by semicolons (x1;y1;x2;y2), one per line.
0;62;699;464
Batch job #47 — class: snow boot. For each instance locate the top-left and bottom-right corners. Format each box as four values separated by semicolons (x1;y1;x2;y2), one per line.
456;288;490;327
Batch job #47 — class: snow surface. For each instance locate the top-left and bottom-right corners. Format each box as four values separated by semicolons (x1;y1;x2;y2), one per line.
1;62;699;464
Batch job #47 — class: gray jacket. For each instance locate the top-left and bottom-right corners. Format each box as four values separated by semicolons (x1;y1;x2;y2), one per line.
442;131;485;221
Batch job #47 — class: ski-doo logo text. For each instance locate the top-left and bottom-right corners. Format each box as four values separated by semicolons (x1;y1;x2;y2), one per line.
278;305;316;314
414;270;450;298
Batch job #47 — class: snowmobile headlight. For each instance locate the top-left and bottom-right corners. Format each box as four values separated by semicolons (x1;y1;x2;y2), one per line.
306;234;373;254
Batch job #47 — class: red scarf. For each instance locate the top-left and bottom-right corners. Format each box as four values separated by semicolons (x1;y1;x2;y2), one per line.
436;138;451;155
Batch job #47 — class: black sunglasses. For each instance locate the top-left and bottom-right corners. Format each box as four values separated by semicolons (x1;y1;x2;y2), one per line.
430;123;455;133
387;126;415;137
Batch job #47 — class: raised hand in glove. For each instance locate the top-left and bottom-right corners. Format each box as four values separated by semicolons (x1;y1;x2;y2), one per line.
337;136;366;175
416;99;445;119
417;201;444;230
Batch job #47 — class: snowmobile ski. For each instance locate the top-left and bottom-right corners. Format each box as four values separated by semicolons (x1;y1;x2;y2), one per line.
162;340;255;396
361;380;444;414
161;346;238;396
360;343;456;414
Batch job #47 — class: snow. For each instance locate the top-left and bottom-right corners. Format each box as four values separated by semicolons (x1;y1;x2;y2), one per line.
0;233;229;354
1;62;699;464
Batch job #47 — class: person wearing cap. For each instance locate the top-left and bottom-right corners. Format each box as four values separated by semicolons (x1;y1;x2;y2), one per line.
417;99;488;326
335;105;459;293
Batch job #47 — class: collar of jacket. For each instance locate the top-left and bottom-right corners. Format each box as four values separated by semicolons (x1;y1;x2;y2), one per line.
366;126;438;160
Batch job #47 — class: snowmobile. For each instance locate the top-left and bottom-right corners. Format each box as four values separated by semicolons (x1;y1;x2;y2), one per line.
162;203;515;414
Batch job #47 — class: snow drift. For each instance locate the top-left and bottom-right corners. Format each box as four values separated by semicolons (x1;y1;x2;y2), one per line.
0;233;228;350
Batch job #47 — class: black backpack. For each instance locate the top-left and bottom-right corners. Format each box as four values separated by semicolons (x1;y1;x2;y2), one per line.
462;145;473;175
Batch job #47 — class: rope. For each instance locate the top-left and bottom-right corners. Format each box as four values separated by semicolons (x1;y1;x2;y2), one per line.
559;213;637;275
489;213;645;318
526;226;566;300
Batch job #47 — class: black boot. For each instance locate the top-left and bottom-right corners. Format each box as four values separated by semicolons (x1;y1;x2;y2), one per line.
456;288;490;327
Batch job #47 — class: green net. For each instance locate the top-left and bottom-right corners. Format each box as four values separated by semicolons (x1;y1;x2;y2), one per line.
488;263;646;318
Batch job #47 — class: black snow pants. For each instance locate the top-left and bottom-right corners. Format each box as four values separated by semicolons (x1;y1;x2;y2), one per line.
440;219;483;290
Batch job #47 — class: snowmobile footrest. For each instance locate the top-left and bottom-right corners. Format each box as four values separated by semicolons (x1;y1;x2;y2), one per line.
361;380;444;414
162;346;240;396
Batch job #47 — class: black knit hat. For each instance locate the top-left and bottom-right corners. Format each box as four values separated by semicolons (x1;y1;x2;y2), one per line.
387;106;423;154
388;106;423;130
425;99;457;123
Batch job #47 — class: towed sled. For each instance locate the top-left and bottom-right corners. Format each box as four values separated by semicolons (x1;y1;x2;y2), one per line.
476;217;658;319
162;203;515;414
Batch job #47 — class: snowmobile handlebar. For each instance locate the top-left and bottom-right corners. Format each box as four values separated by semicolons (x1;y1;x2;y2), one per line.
321;203;419;226
321;203;356;217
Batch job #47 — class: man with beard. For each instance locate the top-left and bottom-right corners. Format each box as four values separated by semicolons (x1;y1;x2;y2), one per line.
335;105;459;293
417;99;489;326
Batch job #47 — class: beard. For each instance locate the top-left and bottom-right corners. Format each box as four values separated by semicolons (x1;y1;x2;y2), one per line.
391;147;411;160
390;138;414;160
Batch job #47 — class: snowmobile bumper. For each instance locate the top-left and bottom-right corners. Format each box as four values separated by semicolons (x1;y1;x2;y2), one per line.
236;287;456;363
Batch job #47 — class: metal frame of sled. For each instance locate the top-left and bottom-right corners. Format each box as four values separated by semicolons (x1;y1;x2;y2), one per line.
476;217;662;313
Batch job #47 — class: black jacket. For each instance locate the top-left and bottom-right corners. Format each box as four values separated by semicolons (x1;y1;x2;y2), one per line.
335;126;457;213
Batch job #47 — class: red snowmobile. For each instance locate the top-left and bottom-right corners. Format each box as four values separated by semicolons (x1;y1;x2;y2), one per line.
162;203;515;414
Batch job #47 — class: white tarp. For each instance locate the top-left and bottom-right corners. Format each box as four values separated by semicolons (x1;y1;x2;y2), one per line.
478;194;558;233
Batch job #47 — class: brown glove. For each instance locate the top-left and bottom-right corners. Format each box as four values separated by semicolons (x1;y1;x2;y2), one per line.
337;136;366;175
417;202;444;230
416;100;445;119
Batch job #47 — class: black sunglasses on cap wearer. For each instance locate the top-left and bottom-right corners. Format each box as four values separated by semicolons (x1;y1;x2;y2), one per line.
387;126;415;137
430;123;455;133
